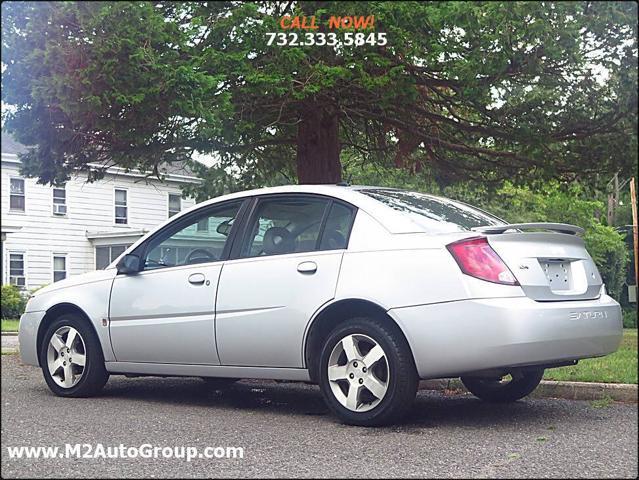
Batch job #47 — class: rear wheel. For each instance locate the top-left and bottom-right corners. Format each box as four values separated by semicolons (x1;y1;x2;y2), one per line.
461;369;544;403
318;317;418;426
40;314;109;397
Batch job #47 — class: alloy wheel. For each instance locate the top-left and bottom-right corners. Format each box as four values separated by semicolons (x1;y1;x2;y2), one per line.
46;326;86;388
327;333;389;412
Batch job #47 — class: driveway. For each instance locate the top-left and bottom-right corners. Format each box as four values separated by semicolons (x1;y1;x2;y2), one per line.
1;334;19;354
1;354;637;478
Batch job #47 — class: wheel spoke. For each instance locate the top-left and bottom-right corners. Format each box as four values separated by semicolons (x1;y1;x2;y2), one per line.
71;353;86;367
363;345;384;368
364;375;387;400
341;336;360;361
65;329;78;349
328;365;348;381
346;384;362;410
48;357;63;375
63;364;74;388
50;334;65;352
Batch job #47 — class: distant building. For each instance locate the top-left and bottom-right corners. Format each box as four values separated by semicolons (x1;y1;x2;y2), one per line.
1;132;199;290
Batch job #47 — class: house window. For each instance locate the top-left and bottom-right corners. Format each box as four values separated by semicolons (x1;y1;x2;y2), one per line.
114;189;128;224
95;245;130;270
9;253;25;288
53;186;67;215
53;255;67;282
168;193;181;218
10;178;25;211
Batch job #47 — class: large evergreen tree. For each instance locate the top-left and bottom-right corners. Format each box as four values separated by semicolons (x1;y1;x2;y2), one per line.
2;1;637;189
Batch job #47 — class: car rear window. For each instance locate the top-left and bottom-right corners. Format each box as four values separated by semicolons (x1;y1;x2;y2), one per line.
359;189;505;233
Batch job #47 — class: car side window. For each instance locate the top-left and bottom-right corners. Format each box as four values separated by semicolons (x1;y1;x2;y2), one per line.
319;202;355;250
143;201;242;270
241;197;329;258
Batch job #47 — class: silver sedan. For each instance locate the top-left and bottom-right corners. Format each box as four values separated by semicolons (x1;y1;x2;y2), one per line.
19;185;622;426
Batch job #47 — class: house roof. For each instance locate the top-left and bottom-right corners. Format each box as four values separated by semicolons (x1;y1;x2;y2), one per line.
1;131;29;155
86;229;148;240
1;131;200;183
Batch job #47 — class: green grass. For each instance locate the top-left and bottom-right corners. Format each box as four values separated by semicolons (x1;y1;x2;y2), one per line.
1;319;19;333
544;329;638;384
590;396;614;409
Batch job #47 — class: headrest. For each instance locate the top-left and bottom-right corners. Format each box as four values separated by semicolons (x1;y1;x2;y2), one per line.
262;227;296;255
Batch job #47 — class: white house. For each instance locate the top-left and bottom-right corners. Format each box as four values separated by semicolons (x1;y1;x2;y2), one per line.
1;132;199;290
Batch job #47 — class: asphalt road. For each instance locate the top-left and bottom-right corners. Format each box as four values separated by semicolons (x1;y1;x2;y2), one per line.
1;354;637;479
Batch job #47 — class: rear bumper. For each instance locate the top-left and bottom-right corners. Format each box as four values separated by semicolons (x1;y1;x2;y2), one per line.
390;294;622;379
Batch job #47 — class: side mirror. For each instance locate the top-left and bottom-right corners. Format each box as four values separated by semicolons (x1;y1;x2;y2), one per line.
116;254;141;274
216;219;233;236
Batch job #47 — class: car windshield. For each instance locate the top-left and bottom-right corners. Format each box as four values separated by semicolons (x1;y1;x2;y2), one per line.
359;188;506;233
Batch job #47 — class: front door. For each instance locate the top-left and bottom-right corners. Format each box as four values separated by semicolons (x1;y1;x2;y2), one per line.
216;196;356;368
109;200;244;364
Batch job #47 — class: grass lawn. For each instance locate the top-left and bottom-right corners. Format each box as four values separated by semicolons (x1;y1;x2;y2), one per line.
1;319;20;333
544;329;638;384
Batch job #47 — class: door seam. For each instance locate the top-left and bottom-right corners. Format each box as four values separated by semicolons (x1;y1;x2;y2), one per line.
213;262;225;365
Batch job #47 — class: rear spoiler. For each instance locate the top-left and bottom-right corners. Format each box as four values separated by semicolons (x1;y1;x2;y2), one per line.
472;223;585;235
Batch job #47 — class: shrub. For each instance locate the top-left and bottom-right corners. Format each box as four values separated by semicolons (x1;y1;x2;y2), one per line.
1;284;27;319
584;224;629;302
622;309;637;329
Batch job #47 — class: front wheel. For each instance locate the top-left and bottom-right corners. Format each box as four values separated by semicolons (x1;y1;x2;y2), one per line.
461;368;544;403
40;314;109;397
318;317;418;426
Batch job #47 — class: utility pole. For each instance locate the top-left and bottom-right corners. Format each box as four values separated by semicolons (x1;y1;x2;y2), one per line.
630;177;638;294
607;172;632;227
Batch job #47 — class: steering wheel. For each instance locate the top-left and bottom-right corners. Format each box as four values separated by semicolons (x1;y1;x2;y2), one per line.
145;258;169;268
186;248;216;264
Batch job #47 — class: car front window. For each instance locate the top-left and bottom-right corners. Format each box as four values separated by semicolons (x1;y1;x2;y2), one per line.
143;201;242;270
360;189;505;233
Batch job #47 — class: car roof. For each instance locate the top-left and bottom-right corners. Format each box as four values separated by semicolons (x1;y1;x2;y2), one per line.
176;185;427;235
192;184;420;206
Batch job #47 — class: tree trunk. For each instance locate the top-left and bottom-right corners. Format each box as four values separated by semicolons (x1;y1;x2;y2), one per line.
296;101;342;184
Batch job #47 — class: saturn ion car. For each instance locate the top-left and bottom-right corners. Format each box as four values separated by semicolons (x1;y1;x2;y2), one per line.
19;185;622;426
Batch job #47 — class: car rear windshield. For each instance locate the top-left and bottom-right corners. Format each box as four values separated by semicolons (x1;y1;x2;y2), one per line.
359;189;505;233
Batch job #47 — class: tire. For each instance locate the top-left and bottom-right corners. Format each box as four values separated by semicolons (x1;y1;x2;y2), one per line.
40;314;109;397
318;316;418;426
200;377;238;388
461;368;544;403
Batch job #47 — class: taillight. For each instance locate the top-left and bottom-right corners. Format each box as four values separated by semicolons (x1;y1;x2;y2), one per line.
446;237;519;286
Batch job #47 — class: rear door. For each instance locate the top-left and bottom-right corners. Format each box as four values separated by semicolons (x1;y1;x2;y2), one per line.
488;232;603;301
215;195;356;368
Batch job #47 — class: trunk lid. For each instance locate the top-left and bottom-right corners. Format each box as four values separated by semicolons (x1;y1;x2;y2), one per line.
484;230;602;301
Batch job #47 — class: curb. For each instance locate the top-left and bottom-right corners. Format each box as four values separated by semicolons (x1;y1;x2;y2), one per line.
1;332;18;336
420;378;638;403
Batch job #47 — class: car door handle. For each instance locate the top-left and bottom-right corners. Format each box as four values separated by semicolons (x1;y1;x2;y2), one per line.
188;273;206;285
297;261;317;274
